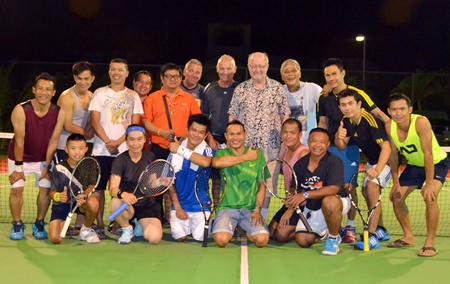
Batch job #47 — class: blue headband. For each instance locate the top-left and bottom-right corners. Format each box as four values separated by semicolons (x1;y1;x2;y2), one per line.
126;125;146;136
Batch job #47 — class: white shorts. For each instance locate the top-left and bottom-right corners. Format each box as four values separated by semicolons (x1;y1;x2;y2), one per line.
8;159;51;188
295;196;351;237
363;164;391;188
170;210;210;241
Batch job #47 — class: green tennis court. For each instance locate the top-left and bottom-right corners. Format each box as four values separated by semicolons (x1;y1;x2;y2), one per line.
1;224;450;284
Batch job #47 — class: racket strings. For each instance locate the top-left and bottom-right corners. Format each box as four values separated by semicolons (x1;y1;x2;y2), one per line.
70;159;100;198
139;161;175;196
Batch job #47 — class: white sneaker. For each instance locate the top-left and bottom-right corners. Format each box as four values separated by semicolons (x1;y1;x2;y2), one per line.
79;227;100;244
118;226;134;244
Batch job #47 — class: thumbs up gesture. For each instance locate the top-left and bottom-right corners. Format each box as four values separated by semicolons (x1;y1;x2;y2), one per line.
336;121;347;140
60;186;69;203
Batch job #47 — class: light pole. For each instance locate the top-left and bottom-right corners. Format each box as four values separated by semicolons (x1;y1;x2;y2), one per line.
356;34;366;88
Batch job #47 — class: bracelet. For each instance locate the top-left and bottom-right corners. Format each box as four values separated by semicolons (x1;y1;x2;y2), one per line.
53;192;61;202
117;190;123;199
15;161;23;166
157;128;161;136
177;145;193;160
303;191;310;199
15;165;23;172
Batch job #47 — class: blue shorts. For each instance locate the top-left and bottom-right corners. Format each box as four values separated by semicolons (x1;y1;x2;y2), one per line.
212;209;269;236
399;158;449;189
328;145;360;184
50;203;82;221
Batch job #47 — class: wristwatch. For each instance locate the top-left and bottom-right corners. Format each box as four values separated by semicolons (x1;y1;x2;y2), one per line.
303;191;310;199
117;190;123;199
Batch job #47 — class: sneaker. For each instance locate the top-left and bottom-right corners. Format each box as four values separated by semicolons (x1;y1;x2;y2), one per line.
118;226;134;244
32;220;48;240
10;221;25;240
133;219;143;237
355;234;380;250
79;227;101;244
375;226;390;241
342;225;356;243
107;221;122;236
96;229;107;240
322;235;342;256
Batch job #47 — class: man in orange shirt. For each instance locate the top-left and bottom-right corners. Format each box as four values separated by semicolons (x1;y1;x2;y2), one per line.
142;63;201;222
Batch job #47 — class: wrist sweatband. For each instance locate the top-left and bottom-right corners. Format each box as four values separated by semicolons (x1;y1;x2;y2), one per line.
15;165;23;172
177;145;193;160
117;191;123;199
53;192;61;202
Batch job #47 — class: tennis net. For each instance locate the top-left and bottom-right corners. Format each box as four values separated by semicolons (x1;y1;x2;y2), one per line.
1;132;449;236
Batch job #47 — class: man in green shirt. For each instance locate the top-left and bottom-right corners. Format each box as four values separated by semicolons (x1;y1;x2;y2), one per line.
212;120;269;248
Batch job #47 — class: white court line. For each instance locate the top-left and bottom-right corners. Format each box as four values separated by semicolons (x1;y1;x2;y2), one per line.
240;240;249;284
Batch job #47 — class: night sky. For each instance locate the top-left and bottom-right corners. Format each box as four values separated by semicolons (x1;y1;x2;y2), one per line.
1;0;449;72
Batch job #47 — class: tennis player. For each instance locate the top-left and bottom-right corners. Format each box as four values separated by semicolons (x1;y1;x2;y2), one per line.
167;114;214;242
108;125;161;245
385;93;449;257
285;128;350;256
335;89;392;250
268;118;309;243
212;120;270;248
49;134;100;244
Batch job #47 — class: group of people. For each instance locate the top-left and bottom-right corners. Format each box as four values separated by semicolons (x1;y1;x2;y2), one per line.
7;52;448;257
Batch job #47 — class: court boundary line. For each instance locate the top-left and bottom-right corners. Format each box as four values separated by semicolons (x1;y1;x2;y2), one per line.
240;240;249;284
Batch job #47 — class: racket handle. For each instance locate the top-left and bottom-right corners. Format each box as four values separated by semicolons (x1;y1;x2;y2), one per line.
363;229;369;252
108;202;130;221
202;226;209;247
60;213;73;238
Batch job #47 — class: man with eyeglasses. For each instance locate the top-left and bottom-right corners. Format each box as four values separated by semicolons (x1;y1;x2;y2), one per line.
142;63;201;223
228;52;290;219
180;59;204;106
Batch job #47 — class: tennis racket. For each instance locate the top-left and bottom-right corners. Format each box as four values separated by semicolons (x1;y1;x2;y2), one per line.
262;158;312;232
348;171;382;252
194;168;226;247
60;157;101;238
108;159;175;221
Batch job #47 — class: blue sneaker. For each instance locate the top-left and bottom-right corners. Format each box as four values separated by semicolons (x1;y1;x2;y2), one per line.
322;235;342;255
355;234;380;250
375;226;390;241
133;219;143;237
10;221;25;240
32;220;48;240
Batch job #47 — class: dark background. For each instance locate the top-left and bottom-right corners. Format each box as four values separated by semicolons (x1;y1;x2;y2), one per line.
1;0;449;71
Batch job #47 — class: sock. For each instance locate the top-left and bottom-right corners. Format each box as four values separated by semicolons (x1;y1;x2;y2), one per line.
328;234;339;239
346;220;355;227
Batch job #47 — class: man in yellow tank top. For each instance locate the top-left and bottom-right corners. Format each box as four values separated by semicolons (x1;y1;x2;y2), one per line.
386;93;449;257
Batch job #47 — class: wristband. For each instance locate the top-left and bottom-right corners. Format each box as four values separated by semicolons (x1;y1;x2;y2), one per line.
303;191;310;199
15;161;23;166
53;192;61;202
15;165;23;172
177;145;193;160
155;179;162;187
117;190;123;199
157;128;161;136
43;164;51;171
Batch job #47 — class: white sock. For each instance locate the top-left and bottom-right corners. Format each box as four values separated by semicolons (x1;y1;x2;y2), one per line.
346;220;355;227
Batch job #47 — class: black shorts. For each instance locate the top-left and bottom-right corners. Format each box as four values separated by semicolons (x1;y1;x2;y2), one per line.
50;203;82;221
399;158;449;189
133;198;162;220
271;205;301;226
95;156;115;191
